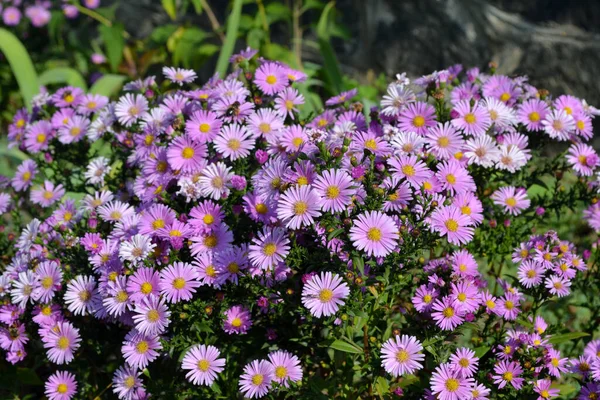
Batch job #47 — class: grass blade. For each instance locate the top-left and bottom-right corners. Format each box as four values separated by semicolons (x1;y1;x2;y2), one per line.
90;74;127;97
0;28;39;109
214;0;243;77
38;67;87;90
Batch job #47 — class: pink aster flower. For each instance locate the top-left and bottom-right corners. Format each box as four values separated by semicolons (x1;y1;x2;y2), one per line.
181;344;226;386
497;292;520;321
132;295;171;335
430;362;474;400
517;260;543;288
45;371;77;400
275;87;304;119
127;267;161;303
349;211;398;257
112;365;143;400
254;62;288;95
166;134;207;173
188;200;224;234
239;359;274;399
534;379;559;400
301;271;349;318
30;181;65;208
387;154;432;189
491;186;530;215
450;281;481;313
398;101;436;135
194;253;219;287
542;109;575;141
185;110;222;143
77;93;108;115
223;305;252;334
545;275;571;297
159;262;201;303
450;347;479;378
115;93;148;127
248;227;290;270
57;115;89;144
276;185;322;230
247;108;285;138
567;143;599;176
163;66;197;85
198;162;234;200
313;169;355;213
412;284;438;313
42;321;81;365
517;99;549;131
572;111;593;140
430;205;474;246
432;296;465;330
33;261;62;303
425;122;464;160
122;330;162;370
380;335;425;377
11;159;37;192
267;350;303;387
64;275;99;316
471;382;491;400
138;204;176;236
435;160;476;195
493;360;524;390
546;348;568;377
24;120;53;153
451;100;491;136
214;123;255;160
119;234;156;265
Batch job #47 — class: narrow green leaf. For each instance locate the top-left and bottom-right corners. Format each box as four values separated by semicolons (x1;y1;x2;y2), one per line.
316;1;335;40
327;227;345;241
38;67;87;90
548;332;589;344
190;0;203;14
0;28;39;109
318;38;343;93
162;0;177;20
474;346;490;358
330;339;362;354
215;0;243;77
90;74;127;97
100;23;125;72
352;256;365;276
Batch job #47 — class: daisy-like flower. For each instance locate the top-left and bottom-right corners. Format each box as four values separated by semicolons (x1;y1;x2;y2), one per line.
435;160;475;195
194;253;219;287
163;66;197;85
451;100;491;136
33;261;62;303
30;181;65;208
279;125;311;153
398;101;436;135
11;159;37;191
103;276;131;317
387;155;432;189
491;186;530;215
139;204;176;236
450;281;480;313
412;284;438;313
24;120;53;153
223;305;252;334
430;363;473;400
119;234;156;265
381;83;416;116
132;295;171;335
496;145;527;172
267;350;302;387
533;379;559;400
493;360;524;390
185;110;222;143
159;262;201;303
274;87;304;119
97;200;135;223
483;97;516;129
545;275;571;297
301;271;349;318
572;111;593;140
127;267;161;303
84;157;111;186
254;62;288;95
167;134;207;173
115;93;148;127
57;115;89;144
181;344;226;386
546;348;568;377
214;124;255;160
77;93;108;115
517;99;549;131
64;275;99;316
313;169;355;213
380;335;425;377
198;162;234;200
349;211;398;257
450;347;479;378
517;260;543;288
432;296;464;330
239;359;274;399
463;135;500;167
248;227;290;270
430;205;474;246
471;382;491;400
43;321;81;365
122;330;162;371
542;109;575;141
325;88;357;106
425;122;464;160
276;185;322;230
567;143;599;176
390;131;426;155
497;292;521;321
112;365;143;400
453;193;483;226
247;109;285;138
45;371;77;400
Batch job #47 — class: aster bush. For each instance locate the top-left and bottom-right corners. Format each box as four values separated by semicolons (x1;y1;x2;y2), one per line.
2;52;600;399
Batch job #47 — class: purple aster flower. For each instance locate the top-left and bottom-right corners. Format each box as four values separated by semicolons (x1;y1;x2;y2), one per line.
435;160;476;195
166;134;208;173
412;284;438;313
301;271;349;318
3;7;22;25
380;335;425;377
198;162;234;200
541;109;575;141
325;88;357;106
122;330;162;370
276;185;321;230
450;347;479;378
247;109;284;138
425;122;464;160
430;362;474;400
491;186;530;215
313;169;355;213
567;143;599;176
45;371;77;400
42;321;81;365
181;344;226;386
254;62;288;95
115;94;149;127
275;87;304;119
572;111;593;140
349;211;398;257
451;100;491;136
534;379;559;400
127;267;161;304
24;120;53;153
185;110;222;143
517;260;543;288
112;365;143;400
162;67;197;85
248;227;290;270
517;99;549;131
119;234;156;266
159;262;200;303
450;282;480;313
30;180;65;208
545;275;571;297
432;296;465;330
267;350;303;387
493;360;524;390
223;305;252;334
64;275;100;316
239;359;274;399
189;200;224;233
387;155;432;189
398;101;436;135
430;205;474;246
33;261;62;303
11;159;37;192
132;295;171;335
214;123;255;160
497;292;520;321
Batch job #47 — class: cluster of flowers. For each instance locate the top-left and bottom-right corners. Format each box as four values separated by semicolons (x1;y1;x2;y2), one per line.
571;340;600;398
0;48;598;398
1;0;100;27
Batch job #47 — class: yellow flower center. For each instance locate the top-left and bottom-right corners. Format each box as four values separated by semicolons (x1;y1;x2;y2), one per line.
16;119;25;128
275;366;288;379
460;206;471;216
197;359;210;371
527;270;537;278
57;383;68;394
63;211;72;221
291;137;303;148
42;306;52;316
157;161;168;172
459;358;469;368
36;133;46;143
259;123;271;134
529;111;540;122
464;113;476;124
293;201;308;215
564;106;573;115
326;186;341;199
70;127;81;136
437;137;450;148
285;100;295;111
169;229;182;237
504;300;514;310
204;235;217;248
319;288;334;302
263;243;277;257
297;176;308;186
502;372;513;382
505;197;517;207
22;171;32;181
486;300;496;309
227;263;239;274
396;350;409;362
423;294;432;303
172;278;186;289
252;373;264;385
141;282;153;295
445;219;459;232
443;307;454;318
124;376;136;388
540;390;550;398
152;219;165;230
577;120;585;130
41;276;54;289
205;265;216;277
181;147;195;159
445;378;459;392
446;174;456;185
228;139;241;151
231;317;243;327
543;253;552;261
367;227;382;242
43;191;54;200
255;203;268;214
365;139;377;150
108;271;118;281
500;92;511;102
413;115;425;127
266;75;277;85
136;340;149;353
147;309;160;322
457;293;467;302
116;291;128;303
64;94;74;103
78;290;91;302
198;123;211;133
402;164;415;177
57;336;70;350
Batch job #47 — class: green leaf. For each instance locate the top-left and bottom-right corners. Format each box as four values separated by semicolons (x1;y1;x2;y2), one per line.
330;339;362;354
374;376;390;397
0;28;39;109
548;331;589;344
318;38;343;93
90;74;127;97
316;1;336;40
190;0;203;14
352;256;365;276
215;0;243;77
38;67;87;90
474;346;490;358
100;23;125;72
265;3;291;23
327;228;345;241
162;0;177;20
